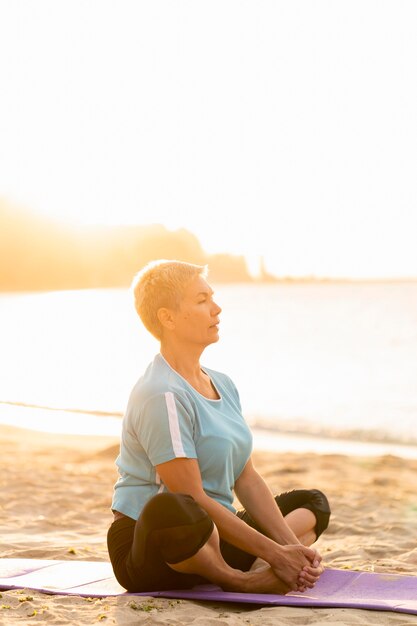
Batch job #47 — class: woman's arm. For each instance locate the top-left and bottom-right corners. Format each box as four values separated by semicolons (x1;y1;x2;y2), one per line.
156;457;318;590
234;457;323;587
234;457;304;545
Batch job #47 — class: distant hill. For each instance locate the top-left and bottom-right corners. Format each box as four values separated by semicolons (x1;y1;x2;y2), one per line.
0;201;254;291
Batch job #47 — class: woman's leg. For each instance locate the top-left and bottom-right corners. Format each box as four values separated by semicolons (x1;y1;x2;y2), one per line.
140;492;290;593
108;492;214;592
109;492;288;593
284;508;317;545
109;490;330;593
168;522;290;593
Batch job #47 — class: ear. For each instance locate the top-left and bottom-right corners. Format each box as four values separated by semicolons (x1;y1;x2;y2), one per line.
157;307;176;331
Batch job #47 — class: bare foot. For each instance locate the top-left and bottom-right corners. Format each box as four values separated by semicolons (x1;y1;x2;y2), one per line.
223;565;290;595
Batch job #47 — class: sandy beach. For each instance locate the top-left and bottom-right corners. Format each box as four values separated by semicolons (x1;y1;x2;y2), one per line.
1;422;417;625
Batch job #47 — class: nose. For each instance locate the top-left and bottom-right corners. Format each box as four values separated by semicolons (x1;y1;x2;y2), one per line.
212;300;222;316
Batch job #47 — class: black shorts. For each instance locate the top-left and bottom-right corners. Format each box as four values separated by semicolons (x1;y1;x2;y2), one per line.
107;489;330;592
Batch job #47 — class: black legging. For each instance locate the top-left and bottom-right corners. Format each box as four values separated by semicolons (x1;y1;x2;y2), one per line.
107;489;331;592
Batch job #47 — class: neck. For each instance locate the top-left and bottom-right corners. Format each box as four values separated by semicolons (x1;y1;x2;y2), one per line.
160;341;205;380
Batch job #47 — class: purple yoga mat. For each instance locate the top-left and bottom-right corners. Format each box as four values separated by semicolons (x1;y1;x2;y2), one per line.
0;559;416;615
142;569;417;615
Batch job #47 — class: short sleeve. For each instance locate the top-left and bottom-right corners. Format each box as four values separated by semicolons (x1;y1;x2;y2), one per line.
136;391;198;466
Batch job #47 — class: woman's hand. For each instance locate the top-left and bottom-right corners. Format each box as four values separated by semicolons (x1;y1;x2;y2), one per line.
292;548;324;593
270;544;323;592
296;549;324;591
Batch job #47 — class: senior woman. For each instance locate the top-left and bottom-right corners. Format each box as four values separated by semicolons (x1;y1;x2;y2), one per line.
107;260;331;594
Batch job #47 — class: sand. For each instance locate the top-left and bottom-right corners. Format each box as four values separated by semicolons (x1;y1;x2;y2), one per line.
1;422;417;625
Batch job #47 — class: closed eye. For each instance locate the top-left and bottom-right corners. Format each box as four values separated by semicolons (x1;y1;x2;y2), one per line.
196;290;214;305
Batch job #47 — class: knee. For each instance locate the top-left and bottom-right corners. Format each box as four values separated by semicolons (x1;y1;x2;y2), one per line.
303;489;331;538
276;488;331;539
141;492;214;564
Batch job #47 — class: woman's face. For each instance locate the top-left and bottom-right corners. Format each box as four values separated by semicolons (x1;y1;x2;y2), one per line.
170;275;222;347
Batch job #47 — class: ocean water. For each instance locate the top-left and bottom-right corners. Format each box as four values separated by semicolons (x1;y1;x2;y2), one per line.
1;282;417;454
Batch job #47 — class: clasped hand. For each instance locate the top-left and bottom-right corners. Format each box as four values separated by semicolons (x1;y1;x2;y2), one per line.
271;544;324;593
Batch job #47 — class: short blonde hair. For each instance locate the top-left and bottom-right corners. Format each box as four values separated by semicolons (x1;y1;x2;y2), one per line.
132;260;208;339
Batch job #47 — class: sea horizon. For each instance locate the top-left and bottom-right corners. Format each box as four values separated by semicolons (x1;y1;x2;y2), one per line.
2;400;417;461
1;282;416;457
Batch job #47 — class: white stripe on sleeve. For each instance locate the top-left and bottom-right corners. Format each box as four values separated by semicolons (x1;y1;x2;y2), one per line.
164;391;186;457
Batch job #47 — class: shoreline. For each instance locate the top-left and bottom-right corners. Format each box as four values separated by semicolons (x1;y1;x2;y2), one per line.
2;401;417;460
1;422;417;624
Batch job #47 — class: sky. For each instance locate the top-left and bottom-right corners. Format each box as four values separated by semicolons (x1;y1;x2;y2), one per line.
1;1;416;279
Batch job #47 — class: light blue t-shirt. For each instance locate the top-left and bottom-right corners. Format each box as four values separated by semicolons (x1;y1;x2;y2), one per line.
111;353;253;520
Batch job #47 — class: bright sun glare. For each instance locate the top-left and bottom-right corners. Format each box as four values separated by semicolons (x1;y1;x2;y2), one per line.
1;2;417;279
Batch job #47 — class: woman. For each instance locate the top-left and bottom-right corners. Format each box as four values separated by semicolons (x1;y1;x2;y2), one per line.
108;260;330;594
